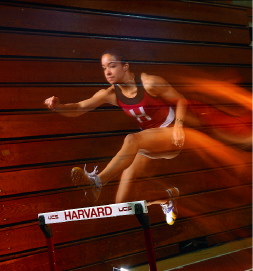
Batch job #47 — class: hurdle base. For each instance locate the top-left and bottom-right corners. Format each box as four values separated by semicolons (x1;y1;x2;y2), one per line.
135;203;158;271
39;215;57;271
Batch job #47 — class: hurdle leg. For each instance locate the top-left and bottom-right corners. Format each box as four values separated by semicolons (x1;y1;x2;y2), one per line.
39;215;57;271
135;204;157;271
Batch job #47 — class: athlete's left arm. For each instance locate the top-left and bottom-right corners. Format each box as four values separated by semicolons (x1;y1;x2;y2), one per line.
143;74;187;147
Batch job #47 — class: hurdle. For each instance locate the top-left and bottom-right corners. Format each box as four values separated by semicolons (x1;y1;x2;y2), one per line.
38;201;157;271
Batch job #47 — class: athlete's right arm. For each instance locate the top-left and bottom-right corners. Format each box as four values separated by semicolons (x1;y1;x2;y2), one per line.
44;87;117;117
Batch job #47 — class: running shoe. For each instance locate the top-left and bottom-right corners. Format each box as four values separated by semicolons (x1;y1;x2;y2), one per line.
160;187;179;225
71;165;102;202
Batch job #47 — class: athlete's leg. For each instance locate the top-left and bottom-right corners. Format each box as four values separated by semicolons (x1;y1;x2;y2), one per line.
113;127;250;203
114;153;170;203
114;152;179;225
98;127;180;185
71;126;179;202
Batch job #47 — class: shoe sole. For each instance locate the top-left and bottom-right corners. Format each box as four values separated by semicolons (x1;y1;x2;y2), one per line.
71;167;101;202
71;167;90;186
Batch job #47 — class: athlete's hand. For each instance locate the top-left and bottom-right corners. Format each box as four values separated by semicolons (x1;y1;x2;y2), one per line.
172;125;185;147
44;96;60;110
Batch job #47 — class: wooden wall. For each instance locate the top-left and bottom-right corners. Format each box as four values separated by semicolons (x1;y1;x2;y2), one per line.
0;1;252;270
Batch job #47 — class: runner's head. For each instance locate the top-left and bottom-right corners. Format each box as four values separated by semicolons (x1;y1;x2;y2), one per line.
101;49;130;84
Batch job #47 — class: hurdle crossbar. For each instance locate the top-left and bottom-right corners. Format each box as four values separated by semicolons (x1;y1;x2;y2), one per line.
38;201;148;225
38;201;157;271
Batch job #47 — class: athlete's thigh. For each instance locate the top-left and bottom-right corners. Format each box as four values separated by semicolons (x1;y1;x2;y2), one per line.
134;127;179;154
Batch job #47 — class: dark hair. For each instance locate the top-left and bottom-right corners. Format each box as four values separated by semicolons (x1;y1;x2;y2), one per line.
102;49;127;64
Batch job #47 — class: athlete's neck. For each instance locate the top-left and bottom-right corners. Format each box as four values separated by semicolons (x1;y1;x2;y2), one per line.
118;72;135;85
117;73;137;98
117;73;135;87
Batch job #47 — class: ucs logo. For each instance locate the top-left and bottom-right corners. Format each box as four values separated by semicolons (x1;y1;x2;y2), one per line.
118;206;132;212
48;215;59;220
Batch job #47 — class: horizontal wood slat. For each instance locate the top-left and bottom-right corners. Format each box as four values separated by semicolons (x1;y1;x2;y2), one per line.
0;182;250;228
0;5;250;44
53;226;253;271
2;0;249;26
0;161;251;197
65;225;252;271
68;243;179;271
0;243;180;271
0;130;251;170
0;86;98;110
152;207;252;249
0;227;251;271
0;111;137;139
0;135;124;168
1;106;251;139
247;6;252;15
0;226;251;271
247;7;253;21
0;251;50;271
178;185;252;219
0;84;251;114
207;226;252;246
0;61;251;84
0;32;251;65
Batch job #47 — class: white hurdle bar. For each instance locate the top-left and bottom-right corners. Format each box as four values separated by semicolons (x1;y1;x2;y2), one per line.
38;201;157;271
39;201;148;225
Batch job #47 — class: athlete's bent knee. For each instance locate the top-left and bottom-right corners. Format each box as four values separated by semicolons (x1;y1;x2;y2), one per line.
123;133;139;148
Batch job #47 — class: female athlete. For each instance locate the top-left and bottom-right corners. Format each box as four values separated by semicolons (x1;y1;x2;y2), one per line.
45;50;188;225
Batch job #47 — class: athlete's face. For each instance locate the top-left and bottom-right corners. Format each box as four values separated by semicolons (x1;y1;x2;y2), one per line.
101;54;128;84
